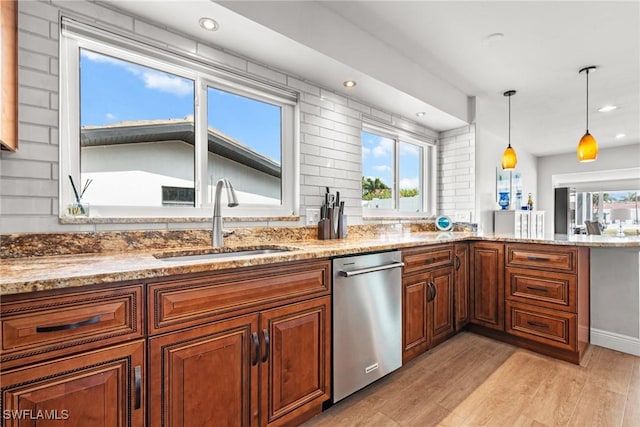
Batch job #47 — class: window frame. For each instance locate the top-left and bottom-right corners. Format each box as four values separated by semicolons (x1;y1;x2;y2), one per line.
361;121;437;217
59;17;299;220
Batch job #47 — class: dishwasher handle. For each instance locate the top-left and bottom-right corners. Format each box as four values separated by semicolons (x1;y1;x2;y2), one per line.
338;261;405;277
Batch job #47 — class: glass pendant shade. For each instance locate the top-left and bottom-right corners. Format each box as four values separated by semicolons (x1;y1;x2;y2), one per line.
501;145;517;170
577;131;598;162
501;90;517;170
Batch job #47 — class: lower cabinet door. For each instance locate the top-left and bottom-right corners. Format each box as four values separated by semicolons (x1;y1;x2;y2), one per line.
1;340;145;427
454;243;470;331
402;272;430;364
149;314;259;427
259;297;330;427
430;266;455;345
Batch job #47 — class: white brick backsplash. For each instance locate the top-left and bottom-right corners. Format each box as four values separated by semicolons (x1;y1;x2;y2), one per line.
303;114;334;130
0;197;51;215
334;159;360;172
333;122;361;137
19;123;50;144
304;175;334;187
305;134;335;149
333;178;360;190
300;164;320;176
19;86;50;108
19;1;59;23
19;105;58;127
319;89;347;105
319;128;349;143
299;102;321;116
134;19;196;53
319;168;348;178
19;69;58;92
50;93;59;110
437;124;476;217
346;99;371;115
50;58;58;76
302;155;334;168
334;103;362;119
300;143;321;157
196;43;247;71
320;109;360;127
287;77;320;96
1;178;58;197
50;22;59;40
19;13;51;38
302;93;334;109
247;62;287;85
19;32;58;57
0;160;51;179
3;141;58;162
300;123;319;136
19;50;50;72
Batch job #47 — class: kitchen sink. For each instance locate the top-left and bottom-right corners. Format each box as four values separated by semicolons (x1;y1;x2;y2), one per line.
153;246;296;262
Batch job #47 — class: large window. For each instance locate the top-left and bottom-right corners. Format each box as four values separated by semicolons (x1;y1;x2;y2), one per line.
60;18;297;219
361;124;435;215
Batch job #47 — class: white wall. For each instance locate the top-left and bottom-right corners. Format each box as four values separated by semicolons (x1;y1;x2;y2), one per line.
0;0;442;233
537;143;640;235
475;98;538;233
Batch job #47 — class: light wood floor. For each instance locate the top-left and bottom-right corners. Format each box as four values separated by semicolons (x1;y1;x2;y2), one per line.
304;332;640;427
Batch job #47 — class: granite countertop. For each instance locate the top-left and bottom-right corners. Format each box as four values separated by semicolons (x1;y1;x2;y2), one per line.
2;231;639;296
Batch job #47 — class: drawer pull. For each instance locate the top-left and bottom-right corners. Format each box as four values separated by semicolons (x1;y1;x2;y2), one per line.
35;315;101;333
527;256;551;262
134;365;142;410
262;329;270;363
455;255;461;271
251;332;260;366
525;286;549;293
526;320;550;329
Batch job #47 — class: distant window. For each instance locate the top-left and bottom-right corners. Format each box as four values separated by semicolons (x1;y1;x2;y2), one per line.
162;186;195;206
361;125;434;214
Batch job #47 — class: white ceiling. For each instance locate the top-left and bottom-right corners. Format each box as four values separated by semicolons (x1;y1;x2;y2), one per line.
100;0;640;158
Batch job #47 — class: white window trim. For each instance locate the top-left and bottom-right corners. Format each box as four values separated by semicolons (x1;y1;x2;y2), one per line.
362;121;437;218
59;17;299;220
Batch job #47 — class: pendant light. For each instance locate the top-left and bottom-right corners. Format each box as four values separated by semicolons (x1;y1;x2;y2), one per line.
501;90;517;170
577;66;598;162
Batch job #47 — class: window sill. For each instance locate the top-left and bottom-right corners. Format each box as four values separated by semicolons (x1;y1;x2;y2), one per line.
59;216;300;225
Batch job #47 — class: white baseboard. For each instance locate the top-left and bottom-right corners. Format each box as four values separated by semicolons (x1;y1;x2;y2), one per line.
591;328;640;356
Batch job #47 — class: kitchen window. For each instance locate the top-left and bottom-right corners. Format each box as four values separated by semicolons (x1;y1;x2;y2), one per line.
361;123;436;216
59;18;298;219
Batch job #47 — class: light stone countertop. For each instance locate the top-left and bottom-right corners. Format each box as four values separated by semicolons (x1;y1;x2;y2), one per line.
2;232;639;296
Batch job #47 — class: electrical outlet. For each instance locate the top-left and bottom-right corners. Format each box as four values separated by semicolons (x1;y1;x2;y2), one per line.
306;208;321;225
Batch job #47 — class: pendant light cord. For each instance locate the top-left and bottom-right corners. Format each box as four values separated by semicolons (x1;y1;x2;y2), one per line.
508;93;511;147
586;69;589;132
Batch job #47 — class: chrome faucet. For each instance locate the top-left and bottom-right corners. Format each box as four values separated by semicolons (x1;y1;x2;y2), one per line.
212;178;239;247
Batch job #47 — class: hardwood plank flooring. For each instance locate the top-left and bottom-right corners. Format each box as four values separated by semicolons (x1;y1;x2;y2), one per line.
303;332;639;427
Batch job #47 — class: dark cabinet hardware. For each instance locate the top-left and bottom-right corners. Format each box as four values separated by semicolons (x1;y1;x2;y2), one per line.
526;321;550;329
252;332;260;366
527;256;551;262
455;255;461;271
526;286;549;293
36;315;101;333
262;329;270;363
134;365;142;410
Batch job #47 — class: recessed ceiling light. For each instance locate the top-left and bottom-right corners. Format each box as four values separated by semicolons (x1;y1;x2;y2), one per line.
416;112;426;117
343;80;357;88
199;17;219;32
616;133;626;139
598;105;617;112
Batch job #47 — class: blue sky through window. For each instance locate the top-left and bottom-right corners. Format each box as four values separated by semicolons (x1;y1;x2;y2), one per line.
362;131;421;191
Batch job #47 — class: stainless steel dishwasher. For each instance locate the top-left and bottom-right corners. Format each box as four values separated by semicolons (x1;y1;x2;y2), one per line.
332;251;404;402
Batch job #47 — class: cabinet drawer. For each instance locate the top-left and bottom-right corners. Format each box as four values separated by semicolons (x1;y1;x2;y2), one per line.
506;244;577;273
403;245;453;275
506;268;576;312
149;260;331;334
1;285;144;369
506;301;576;351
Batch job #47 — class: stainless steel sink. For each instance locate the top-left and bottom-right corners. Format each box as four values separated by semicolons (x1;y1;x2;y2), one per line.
154;246;295;262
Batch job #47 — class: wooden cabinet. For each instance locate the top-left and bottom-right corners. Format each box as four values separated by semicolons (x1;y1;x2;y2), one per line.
470;242;504;330
402;245;455;364
148;260;332;427
454;243;470;331
504;244;589;363
1;340;145;427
